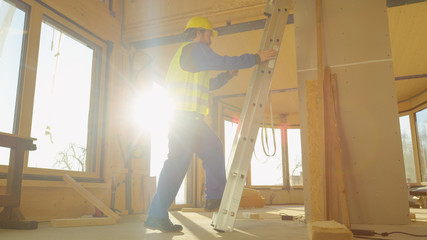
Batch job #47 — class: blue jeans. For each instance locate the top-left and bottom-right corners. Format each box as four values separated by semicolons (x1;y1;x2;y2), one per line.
148;112;226;219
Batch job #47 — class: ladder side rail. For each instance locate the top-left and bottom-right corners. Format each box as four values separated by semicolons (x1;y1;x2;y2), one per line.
213;0;291;232
225;0;286;178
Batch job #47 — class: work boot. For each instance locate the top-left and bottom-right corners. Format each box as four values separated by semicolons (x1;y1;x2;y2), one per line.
144;216;183;233
204;199;221;211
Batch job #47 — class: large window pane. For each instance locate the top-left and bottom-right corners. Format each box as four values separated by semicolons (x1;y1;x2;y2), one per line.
416;108;427;182
251;127;283;186
287;129;303;186
399;115;416;183
28;20;94;171
0;0;27;165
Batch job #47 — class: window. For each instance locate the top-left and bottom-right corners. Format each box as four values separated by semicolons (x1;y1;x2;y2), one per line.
0;0;28;165
399;115;416;183
287;128;303;186
398;106;427;184
224;120;285;186
416;108;427;182
224;120;304;187
28;19;100;171
251;127;283;186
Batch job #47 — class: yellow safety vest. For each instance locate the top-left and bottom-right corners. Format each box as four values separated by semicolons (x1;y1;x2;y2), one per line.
166;42;210;116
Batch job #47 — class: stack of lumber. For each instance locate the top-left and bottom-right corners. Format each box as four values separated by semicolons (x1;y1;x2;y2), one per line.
239;188;266;209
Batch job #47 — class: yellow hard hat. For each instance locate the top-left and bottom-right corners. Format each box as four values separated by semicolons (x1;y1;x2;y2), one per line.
185;16;218;37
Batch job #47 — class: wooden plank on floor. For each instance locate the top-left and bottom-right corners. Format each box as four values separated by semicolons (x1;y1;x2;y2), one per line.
63;174;120;222
51;217;116;228
181;208;209;212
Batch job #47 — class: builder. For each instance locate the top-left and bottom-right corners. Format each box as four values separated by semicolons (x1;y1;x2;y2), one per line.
144;16;278;233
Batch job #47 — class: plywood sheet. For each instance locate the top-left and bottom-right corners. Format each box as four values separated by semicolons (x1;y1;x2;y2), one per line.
322;0;392;66
295;0;410;225
331;62;409;224
305;80;326;222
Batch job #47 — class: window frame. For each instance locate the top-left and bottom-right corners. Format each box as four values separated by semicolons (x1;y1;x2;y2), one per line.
0;0;31;135
0;0;31;171
223;117;302;189
248;124;285;188
399;103;427;185
285;126;303;189
0;0;108;181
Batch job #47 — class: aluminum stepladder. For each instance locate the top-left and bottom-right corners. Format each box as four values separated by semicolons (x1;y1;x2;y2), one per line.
212;0;292;232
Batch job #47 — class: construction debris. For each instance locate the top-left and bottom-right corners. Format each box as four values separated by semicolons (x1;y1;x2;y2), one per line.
307;220;353;240
239;188;266;209
241;212;262;220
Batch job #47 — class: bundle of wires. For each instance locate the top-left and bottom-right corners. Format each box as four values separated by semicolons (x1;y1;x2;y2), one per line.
352;228;427;239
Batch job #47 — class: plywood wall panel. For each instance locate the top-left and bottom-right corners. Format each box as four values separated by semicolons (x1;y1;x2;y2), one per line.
323;1;392;66
295;0;410;225
332;62;409;224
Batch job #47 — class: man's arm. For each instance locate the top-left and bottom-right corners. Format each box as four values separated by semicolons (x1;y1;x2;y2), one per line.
180;42;258;72
193;42;257;71
209;71;233;91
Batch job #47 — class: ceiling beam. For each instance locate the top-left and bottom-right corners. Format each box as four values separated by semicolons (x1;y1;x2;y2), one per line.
131;15;293;49
395;73;427;80
130;0;425;49
387;0;427;8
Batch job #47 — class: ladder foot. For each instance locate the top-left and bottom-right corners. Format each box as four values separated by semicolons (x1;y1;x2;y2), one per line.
214;228;225;233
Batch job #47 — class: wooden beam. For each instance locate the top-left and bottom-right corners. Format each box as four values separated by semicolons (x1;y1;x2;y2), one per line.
324;67;350;227
63;175;120;222
51;217;116;228
181;208;210;212
305;80;327;221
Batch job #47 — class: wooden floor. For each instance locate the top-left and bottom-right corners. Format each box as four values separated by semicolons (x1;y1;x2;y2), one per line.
2;205;427;240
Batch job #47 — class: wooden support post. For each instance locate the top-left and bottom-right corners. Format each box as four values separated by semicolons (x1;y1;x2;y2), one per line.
0;132;38;229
